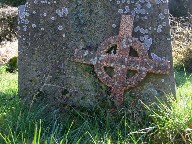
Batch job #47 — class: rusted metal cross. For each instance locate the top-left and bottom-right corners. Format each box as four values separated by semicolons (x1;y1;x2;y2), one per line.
74;15;170;106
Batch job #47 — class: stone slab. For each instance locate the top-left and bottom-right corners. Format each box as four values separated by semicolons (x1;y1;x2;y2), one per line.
18;0;176;111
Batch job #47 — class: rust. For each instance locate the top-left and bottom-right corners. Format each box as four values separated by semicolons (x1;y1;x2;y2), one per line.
74;15;170;106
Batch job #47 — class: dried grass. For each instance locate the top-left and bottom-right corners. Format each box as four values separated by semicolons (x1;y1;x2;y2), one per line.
0;6;18;43
171;15;192;72
0;40;18;65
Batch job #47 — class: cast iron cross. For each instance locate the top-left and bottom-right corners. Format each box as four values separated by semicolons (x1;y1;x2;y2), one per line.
74;15;170;106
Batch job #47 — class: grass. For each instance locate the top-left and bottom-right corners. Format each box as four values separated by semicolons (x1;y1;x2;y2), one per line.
144;69;192;143
0;65;191;144
0;65;17;117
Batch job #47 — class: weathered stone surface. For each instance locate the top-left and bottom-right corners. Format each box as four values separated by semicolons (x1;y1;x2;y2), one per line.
75;15;171;107
169;0;192;17
19;0;176;111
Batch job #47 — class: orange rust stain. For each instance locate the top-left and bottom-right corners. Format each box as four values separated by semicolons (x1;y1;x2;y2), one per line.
74;15;170;106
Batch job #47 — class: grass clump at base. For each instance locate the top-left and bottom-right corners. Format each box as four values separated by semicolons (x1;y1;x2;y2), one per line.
0;65;191;143
144;67;192;143
0;65;153;144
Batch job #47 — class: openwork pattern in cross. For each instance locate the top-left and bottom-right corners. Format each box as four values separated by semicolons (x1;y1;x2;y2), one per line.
74;15;170;106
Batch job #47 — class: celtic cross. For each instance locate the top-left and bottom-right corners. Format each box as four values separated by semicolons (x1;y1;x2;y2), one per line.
74;15;170;106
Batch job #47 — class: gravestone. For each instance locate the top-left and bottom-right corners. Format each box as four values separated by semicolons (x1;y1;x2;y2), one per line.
18;0;176;111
